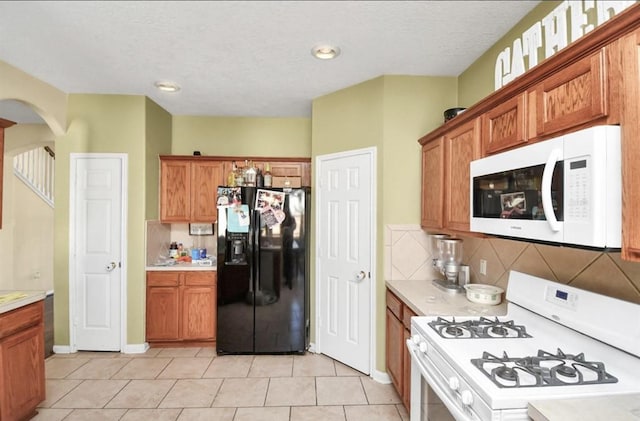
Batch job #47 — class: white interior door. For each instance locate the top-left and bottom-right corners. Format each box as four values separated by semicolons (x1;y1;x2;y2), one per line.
316;148;374;374
70;154;126;351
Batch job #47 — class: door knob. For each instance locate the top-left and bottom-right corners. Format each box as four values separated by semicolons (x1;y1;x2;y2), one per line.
106;262;117;272
355;271;367;282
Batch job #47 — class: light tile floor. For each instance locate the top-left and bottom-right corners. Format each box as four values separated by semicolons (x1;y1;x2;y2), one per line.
37;348;409;421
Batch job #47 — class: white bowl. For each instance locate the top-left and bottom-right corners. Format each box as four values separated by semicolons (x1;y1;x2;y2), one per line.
464;284;504;305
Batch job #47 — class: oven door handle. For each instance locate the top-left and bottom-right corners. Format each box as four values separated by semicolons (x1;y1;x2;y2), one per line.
407;340;480;421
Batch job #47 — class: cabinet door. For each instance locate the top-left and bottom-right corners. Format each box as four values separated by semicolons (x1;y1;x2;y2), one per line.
0;325;45;421
146;286;180;340
482;94;527;155
386;308;404;398
444;118;481;232
621;28;640;261
535;49;607;136
160;160;191;222
182;286;216;340
191;161;224;222
421;138;445;230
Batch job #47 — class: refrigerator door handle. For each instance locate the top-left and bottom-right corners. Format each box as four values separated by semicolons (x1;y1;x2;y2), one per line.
253;209;261;289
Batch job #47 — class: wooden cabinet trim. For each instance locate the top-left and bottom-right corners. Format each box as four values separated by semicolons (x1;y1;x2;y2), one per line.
160;155;311;163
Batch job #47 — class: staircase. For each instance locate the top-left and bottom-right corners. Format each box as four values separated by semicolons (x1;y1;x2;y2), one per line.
13;146;55;207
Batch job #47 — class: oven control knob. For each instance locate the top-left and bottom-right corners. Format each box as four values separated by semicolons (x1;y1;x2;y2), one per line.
448;377;460;391
412;334;421;344
419;342;428;353
461;390;474;406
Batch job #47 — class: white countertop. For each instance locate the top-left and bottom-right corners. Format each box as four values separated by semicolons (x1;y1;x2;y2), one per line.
0;290;46;314
385;279;508;317
146;261;217;271
528;394;640;420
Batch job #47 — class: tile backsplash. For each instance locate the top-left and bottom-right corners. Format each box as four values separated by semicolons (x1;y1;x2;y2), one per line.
385;224;640;304
145;220;217;265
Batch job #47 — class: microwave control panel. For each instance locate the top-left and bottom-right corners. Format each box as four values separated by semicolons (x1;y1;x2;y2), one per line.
566;157;590;222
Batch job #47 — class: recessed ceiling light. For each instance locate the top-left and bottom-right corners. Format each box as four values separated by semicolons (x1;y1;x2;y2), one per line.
154;81;181;92
311;45;341;60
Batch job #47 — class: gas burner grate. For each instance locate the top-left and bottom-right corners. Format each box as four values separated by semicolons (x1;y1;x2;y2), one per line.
427;316;532;339
471;348;618;388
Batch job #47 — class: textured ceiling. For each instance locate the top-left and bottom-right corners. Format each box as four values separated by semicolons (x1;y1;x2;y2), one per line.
0;1;540;123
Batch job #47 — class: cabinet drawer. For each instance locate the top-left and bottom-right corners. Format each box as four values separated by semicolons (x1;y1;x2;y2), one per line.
402;306;417;330
147;272;180;287
386;290;403;320
184;271;216;286
0;301;43;340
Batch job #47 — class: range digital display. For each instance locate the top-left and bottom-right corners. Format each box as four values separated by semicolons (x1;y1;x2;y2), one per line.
555;290;569;300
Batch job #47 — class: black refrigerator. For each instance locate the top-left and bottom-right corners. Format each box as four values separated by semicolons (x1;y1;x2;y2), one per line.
216;186;310;354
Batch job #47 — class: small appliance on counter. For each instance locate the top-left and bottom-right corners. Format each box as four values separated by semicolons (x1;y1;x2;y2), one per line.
430;234;469;293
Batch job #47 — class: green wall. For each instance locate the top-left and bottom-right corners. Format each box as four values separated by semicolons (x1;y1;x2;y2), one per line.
145;97;172;221
459;1;562;106
172;116;311;157
311;75;457;373
55;94;170;346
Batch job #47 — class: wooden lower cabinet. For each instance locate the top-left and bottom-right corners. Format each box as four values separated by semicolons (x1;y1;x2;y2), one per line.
0;301;45;421
386;289;416;410
146;271;216;345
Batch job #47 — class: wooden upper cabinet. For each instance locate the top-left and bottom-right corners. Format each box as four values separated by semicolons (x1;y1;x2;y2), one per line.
252;160;311;186
160;159;191;222
444;118;481;232
620;28;640;261
191;161;224;222
482;94;527;155
534;49;608;137
160;158;222;223
421;138;444;230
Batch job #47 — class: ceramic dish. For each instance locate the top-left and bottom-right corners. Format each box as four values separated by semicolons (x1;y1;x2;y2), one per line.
463;283;504;305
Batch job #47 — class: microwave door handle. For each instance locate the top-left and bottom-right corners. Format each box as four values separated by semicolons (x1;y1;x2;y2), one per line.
541;148;562;232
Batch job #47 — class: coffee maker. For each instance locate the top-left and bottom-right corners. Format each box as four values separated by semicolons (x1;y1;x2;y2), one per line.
431;235;469;293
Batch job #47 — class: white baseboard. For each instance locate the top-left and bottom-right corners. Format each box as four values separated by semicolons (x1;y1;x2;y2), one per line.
372;368;392;384
52;344;150;354
52;345;74;354
122;343;150;354
307;342;317;353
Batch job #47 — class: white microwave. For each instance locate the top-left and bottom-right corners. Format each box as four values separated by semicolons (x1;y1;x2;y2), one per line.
470;125;621;249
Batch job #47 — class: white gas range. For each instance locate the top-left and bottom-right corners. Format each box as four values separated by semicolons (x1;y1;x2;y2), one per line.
407;271;640;421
